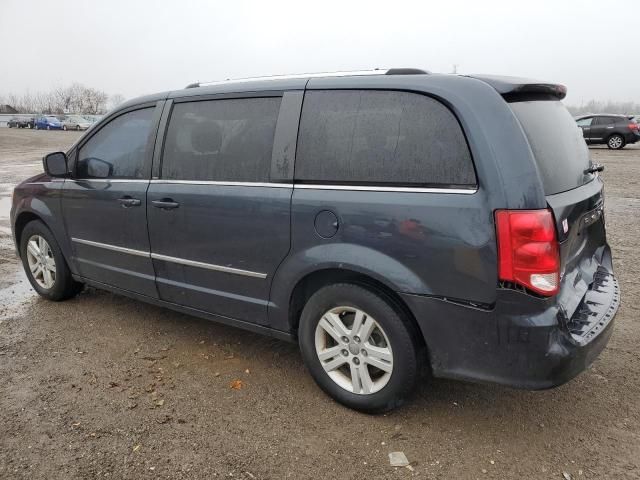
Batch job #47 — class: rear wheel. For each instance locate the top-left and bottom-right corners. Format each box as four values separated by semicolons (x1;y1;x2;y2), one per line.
298;283;421;413
607;134;625;149
20;220;82;301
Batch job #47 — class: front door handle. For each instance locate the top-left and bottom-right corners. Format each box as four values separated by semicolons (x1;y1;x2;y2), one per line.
152;199;180;210
118;197;141;208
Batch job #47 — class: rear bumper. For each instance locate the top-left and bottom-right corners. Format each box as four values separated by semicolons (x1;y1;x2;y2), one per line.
402;251;619;390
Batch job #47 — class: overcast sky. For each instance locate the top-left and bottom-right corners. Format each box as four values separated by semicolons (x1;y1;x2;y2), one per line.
1;0;636;105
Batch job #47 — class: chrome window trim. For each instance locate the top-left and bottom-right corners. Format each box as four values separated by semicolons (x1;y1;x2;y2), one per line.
150;180;292;188
293;184;478;194
147;180;476;193
150;253;267;279
71;238;150;257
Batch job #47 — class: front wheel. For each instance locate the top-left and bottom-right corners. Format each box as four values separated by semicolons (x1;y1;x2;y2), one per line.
20;220;82;301
298;283;421;413
607;134;625;149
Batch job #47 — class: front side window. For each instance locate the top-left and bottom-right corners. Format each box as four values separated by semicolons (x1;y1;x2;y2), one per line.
295;90;476;187
161;97;281;182
76;108;154;179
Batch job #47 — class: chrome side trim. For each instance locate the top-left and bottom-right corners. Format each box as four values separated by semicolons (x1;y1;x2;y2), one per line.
71;237;267;279
294;184;478;194
150;253;267;279
71;238;150;257
150;180;292;188
69;178;149;184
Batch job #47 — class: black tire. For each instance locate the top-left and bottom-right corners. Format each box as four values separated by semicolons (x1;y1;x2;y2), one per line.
298;283;421;413
76;125;80;131
19;220;82;301
62;125;67;131
607;134;625;149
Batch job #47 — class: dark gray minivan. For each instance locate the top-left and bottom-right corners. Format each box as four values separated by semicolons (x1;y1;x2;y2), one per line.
10;69;620;412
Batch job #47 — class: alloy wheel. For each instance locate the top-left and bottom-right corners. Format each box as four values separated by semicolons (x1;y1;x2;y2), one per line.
314;306;393;395
26;235;56;289
608;136;623;149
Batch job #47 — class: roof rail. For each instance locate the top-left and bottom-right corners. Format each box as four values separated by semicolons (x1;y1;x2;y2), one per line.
185;68;429;89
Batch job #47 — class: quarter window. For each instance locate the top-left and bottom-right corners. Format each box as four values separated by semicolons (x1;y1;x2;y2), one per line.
161;97;282;182
295;90;476;187
576;117;592;127
77;108;154;179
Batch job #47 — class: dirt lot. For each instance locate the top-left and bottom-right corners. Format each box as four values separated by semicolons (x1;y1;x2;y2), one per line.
0;127;638;479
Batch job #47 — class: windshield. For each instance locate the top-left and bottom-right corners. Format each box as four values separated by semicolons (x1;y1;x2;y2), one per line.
509;100;592;195
46;116;60;122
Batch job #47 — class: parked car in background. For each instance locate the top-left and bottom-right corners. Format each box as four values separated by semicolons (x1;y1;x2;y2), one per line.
575;114;640;149
60;115;92;131
35;115;63;130
7;116;35;128
11;70;619;412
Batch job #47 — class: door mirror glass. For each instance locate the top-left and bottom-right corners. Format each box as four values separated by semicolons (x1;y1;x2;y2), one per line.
85;157;114;178
43;152;68;177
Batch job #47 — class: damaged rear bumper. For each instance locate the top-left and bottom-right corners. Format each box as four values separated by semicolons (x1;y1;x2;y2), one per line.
401;248;620;390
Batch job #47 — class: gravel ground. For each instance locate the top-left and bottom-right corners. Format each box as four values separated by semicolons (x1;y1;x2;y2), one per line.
0;128;638;479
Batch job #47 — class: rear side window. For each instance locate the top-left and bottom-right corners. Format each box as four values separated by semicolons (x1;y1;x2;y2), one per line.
77;108;154;179
295;90;476;187
162;97;281;182
510;101;592;195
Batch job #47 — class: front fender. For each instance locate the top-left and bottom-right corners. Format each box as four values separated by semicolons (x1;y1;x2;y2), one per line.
12;179;76;274
267;243;430;333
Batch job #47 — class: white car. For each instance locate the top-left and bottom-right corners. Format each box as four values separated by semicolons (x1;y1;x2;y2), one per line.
60;115;92;131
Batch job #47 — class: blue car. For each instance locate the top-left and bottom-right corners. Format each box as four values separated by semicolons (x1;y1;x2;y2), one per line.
35;115;63;130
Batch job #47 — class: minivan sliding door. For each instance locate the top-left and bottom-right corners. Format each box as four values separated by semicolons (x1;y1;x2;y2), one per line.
147;92;301;325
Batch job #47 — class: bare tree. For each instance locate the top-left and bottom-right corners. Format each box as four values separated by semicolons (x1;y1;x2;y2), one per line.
1;83;112;114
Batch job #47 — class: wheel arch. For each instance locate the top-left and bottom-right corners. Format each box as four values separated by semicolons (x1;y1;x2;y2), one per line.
13;209;76;274
285;268;427;351
607;132;626;148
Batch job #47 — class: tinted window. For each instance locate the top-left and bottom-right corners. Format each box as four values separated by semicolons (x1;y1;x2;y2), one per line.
295;90;475;186
510;101;592;195
593;116;615;126
77;108;154;179
162;97;281;182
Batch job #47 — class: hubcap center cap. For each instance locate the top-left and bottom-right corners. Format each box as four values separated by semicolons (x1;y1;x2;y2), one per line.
348;342;360;355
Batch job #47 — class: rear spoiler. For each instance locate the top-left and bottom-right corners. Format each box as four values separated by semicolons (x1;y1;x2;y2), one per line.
467;74;567;101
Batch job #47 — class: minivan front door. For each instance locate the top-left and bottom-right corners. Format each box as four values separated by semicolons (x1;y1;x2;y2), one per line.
146;95;294;325
63;104;162;298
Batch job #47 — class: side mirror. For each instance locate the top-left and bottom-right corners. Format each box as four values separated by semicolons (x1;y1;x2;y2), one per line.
43;152;68;177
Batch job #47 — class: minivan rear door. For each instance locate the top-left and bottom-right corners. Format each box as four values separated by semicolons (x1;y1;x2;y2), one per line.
509;100;610;319
146;92;302;325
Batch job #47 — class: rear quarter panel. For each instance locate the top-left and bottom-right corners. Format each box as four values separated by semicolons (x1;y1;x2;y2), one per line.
268;75;548;333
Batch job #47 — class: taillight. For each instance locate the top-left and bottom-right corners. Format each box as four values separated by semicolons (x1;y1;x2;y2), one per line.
495;209;560;296
628;123;639;131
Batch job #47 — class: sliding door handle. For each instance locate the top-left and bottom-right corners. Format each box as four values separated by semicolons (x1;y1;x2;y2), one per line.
152;199;180;210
